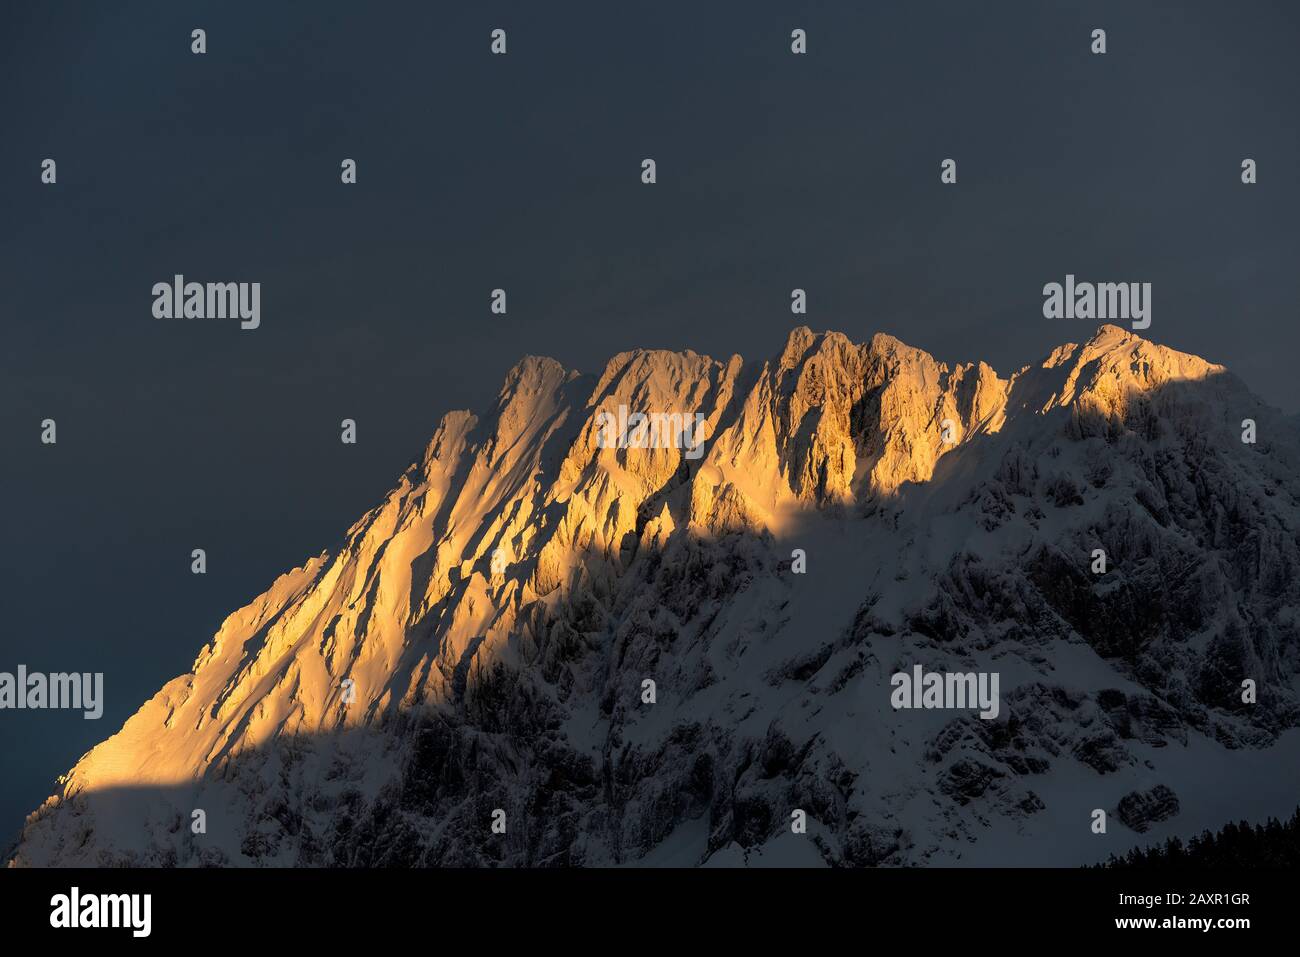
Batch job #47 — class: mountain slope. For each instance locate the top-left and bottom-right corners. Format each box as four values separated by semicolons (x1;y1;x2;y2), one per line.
11;324;1300;867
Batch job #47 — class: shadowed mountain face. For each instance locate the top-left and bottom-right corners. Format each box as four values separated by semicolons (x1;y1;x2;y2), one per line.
10;325;1300;867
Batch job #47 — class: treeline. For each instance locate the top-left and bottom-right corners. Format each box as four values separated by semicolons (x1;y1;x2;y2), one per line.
1097;806;1300;868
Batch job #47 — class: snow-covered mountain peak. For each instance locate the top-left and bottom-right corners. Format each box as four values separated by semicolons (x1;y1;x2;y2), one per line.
10;325;1299;868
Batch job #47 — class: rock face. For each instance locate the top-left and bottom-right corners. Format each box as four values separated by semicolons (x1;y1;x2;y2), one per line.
1117;785;1181;833
10;324;1300;867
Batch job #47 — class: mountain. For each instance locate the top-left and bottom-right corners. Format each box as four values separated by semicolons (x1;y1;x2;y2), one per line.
10;324;1300;867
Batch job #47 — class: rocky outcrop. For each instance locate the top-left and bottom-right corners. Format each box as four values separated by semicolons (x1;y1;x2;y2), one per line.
1117;785;1182;833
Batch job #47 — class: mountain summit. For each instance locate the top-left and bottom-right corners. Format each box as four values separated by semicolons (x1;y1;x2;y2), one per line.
11;326;1300;867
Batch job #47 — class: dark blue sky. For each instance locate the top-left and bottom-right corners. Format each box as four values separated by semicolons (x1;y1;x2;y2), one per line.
2;0;1298;840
